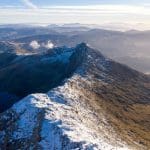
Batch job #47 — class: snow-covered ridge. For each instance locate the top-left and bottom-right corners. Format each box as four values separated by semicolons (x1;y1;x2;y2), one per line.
0;74;131;150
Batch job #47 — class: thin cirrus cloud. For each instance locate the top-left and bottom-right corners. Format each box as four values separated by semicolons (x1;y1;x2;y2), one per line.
21;0;37;9
0;3;150;30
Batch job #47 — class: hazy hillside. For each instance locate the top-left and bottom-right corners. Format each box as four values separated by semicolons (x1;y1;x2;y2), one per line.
0;26;148;73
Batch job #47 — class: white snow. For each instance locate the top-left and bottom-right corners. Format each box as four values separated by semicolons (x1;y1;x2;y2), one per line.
12;95;41;139
10;75;131;149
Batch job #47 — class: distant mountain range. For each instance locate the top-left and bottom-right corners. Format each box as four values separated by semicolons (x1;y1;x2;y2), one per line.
0;43;150;149
0;25;149;73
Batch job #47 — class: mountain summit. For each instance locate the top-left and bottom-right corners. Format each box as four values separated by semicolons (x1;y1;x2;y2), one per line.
0;43;150;150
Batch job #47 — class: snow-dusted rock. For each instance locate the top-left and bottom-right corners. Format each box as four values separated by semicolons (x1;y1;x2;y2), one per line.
0;83;130;150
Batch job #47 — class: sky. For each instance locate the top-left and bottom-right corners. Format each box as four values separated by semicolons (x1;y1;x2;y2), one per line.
0;0;150;30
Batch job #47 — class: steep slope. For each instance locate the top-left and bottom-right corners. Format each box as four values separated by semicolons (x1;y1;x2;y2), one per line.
0;43;150;150
0;46;83;113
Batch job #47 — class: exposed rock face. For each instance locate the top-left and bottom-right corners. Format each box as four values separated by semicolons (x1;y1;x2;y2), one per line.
0;43;150;150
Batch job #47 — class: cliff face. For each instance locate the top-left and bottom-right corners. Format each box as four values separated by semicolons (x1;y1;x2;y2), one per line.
0;43;150;150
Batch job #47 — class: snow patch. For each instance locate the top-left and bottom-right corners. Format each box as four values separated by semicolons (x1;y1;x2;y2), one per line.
6;81;131;150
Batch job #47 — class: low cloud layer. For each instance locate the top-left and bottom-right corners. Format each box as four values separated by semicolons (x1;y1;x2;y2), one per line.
1;4;150;30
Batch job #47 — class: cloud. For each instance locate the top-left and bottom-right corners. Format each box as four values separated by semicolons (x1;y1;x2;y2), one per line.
30;40;40;49
30;40;54;49
21;0;37;9
1;4;150;30
41;41;54;49
44;41;54;49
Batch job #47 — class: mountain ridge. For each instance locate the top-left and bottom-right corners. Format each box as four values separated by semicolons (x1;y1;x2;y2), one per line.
0;43;150;150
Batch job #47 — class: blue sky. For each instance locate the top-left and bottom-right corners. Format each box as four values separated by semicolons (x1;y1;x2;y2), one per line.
0;0;150;6
0;0;150;30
